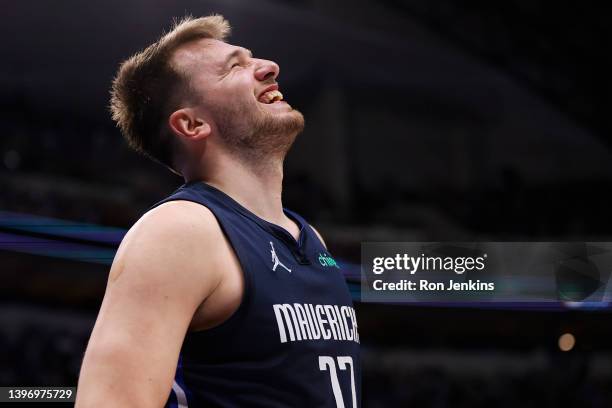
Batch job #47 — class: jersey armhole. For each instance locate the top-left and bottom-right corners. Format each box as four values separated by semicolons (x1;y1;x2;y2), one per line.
155;197;254;338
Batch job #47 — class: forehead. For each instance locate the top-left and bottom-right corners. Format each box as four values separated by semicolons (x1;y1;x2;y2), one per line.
171;38;236;72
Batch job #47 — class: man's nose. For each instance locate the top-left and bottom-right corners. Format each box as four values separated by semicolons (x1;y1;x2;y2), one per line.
254;59;280;82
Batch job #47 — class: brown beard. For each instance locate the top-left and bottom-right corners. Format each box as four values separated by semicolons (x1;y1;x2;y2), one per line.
210;98;305;163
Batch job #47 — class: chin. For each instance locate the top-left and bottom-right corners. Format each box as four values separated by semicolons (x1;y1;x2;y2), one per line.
279;110;305;135
261;107;304;132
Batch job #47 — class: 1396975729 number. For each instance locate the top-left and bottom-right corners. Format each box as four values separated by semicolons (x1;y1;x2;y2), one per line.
7;388;73;400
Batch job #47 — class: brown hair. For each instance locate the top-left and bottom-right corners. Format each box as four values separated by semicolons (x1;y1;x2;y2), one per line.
110;15;230;173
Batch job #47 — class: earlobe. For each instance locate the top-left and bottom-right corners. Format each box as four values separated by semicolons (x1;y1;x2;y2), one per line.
169;109;211;140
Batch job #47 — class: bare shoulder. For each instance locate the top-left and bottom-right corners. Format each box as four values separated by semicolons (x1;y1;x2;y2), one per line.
78;200;226;407
136;199;219;238
109;200;224;287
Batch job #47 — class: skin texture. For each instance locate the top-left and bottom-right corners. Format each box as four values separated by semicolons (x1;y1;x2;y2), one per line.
185;40;304;162
170;38;304;172
76;202;244;407
76;38;317;407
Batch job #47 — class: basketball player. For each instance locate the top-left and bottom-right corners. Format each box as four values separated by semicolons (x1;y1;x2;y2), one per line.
76;15;361;407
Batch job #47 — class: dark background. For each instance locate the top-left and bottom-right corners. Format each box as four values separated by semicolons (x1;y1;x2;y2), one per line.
1;0;611;406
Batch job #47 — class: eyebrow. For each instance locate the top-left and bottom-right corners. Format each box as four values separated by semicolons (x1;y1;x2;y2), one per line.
223;47;253;67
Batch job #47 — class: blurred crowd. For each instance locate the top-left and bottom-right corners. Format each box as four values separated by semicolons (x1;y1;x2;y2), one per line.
362;349;612;407
2;101;612;243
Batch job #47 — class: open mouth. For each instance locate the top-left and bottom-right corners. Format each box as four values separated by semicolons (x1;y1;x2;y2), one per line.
258;89;284;104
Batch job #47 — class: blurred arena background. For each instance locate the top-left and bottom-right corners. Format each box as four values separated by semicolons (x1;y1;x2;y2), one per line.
2;0;612;406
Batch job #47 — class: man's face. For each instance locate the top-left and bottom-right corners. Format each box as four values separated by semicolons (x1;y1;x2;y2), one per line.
173;38;304;161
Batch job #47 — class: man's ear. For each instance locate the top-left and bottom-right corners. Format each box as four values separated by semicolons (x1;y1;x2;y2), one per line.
168;108;211;141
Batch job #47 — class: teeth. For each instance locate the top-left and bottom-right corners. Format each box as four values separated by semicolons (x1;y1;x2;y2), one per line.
270;90;283;102
259;89;283;103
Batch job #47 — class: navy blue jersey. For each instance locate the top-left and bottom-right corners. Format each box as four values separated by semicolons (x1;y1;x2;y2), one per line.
152;181;361;408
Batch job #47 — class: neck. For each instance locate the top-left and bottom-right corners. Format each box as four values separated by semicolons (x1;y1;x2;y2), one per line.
184;148;286;225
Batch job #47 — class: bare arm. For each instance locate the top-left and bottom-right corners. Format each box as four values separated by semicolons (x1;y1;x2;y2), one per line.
76;201;223;408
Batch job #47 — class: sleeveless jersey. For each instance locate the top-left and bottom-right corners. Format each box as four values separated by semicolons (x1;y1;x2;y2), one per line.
152;181;361;408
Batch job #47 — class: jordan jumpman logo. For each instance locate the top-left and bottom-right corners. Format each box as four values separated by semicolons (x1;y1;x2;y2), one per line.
270;241;292;273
